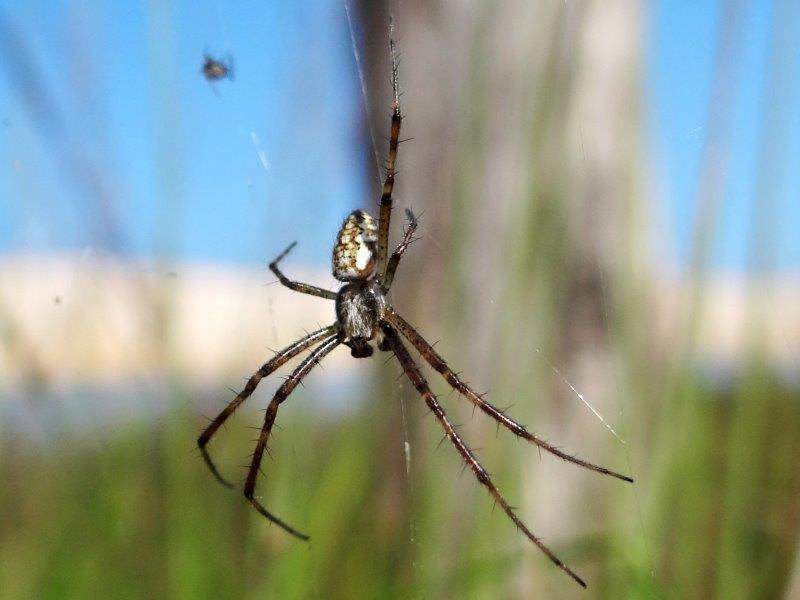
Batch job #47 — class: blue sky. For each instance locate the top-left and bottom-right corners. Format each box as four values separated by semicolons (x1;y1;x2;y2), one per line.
647;0;800;270
1;0;798;271
1;0;366;266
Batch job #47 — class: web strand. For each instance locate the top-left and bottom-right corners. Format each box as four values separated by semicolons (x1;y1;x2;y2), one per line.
596;264;655;579
344;0;383;186
534;348;625;444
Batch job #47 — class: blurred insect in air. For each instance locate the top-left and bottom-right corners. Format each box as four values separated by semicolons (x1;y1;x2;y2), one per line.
197;33;633;590
201;53;234;84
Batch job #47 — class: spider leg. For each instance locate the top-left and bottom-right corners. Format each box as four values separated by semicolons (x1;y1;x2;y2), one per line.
384;309;633;483
198;324;338;488
381;208;418;292
382;324;586;588
270;242;337;300
244;333;341;540
376;35;402;278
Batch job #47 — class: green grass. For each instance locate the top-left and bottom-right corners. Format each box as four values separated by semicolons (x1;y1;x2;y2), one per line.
1;362;798;599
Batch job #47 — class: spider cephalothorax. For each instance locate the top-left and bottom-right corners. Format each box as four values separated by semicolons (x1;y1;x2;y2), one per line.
197;35;632;589
335;279;387;358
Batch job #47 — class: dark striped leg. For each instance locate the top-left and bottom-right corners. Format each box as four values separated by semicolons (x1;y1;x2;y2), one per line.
198;324;337;488
384;309;633;484
376;36;402;277
382;324;586;588
244;334;341;540
381;209;418;292
270;242;337;300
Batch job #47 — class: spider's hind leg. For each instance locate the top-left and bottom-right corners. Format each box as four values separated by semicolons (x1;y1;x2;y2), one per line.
244;333;341;540
383;309;633;483
197;324;337;488
382;323;587;588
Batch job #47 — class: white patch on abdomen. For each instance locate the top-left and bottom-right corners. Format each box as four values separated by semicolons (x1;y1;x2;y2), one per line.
354;236;372;270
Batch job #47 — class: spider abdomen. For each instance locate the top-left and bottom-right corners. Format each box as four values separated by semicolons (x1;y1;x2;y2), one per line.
332;209;378;282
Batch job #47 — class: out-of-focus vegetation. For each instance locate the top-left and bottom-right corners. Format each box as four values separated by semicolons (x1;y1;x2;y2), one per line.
2;375;798;598
2;1;800;599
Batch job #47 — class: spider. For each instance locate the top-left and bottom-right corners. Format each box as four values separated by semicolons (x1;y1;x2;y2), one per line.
197;37;632;589
201;53;234;82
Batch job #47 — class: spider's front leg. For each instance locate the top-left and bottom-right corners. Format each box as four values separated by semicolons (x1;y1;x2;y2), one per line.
381;209;418;292
270;242;337;300
244;333;341;540
381;324;587;588
376;36;402;279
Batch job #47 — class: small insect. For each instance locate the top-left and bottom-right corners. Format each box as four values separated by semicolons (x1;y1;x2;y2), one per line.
198;36;632;589
201;53;234;82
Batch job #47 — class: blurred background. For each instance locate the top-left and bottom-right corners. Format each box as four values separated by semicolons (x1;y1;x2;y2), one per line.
1;0;799;598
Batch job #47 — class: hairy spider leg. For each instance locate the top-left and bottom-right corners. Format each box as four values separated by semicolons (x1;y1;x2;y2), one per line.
384;309;633;483
382;324;587;588
376;36;402;279
270;242;337;300
198;324;338;488
244;334;342;540
381;209;418;292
